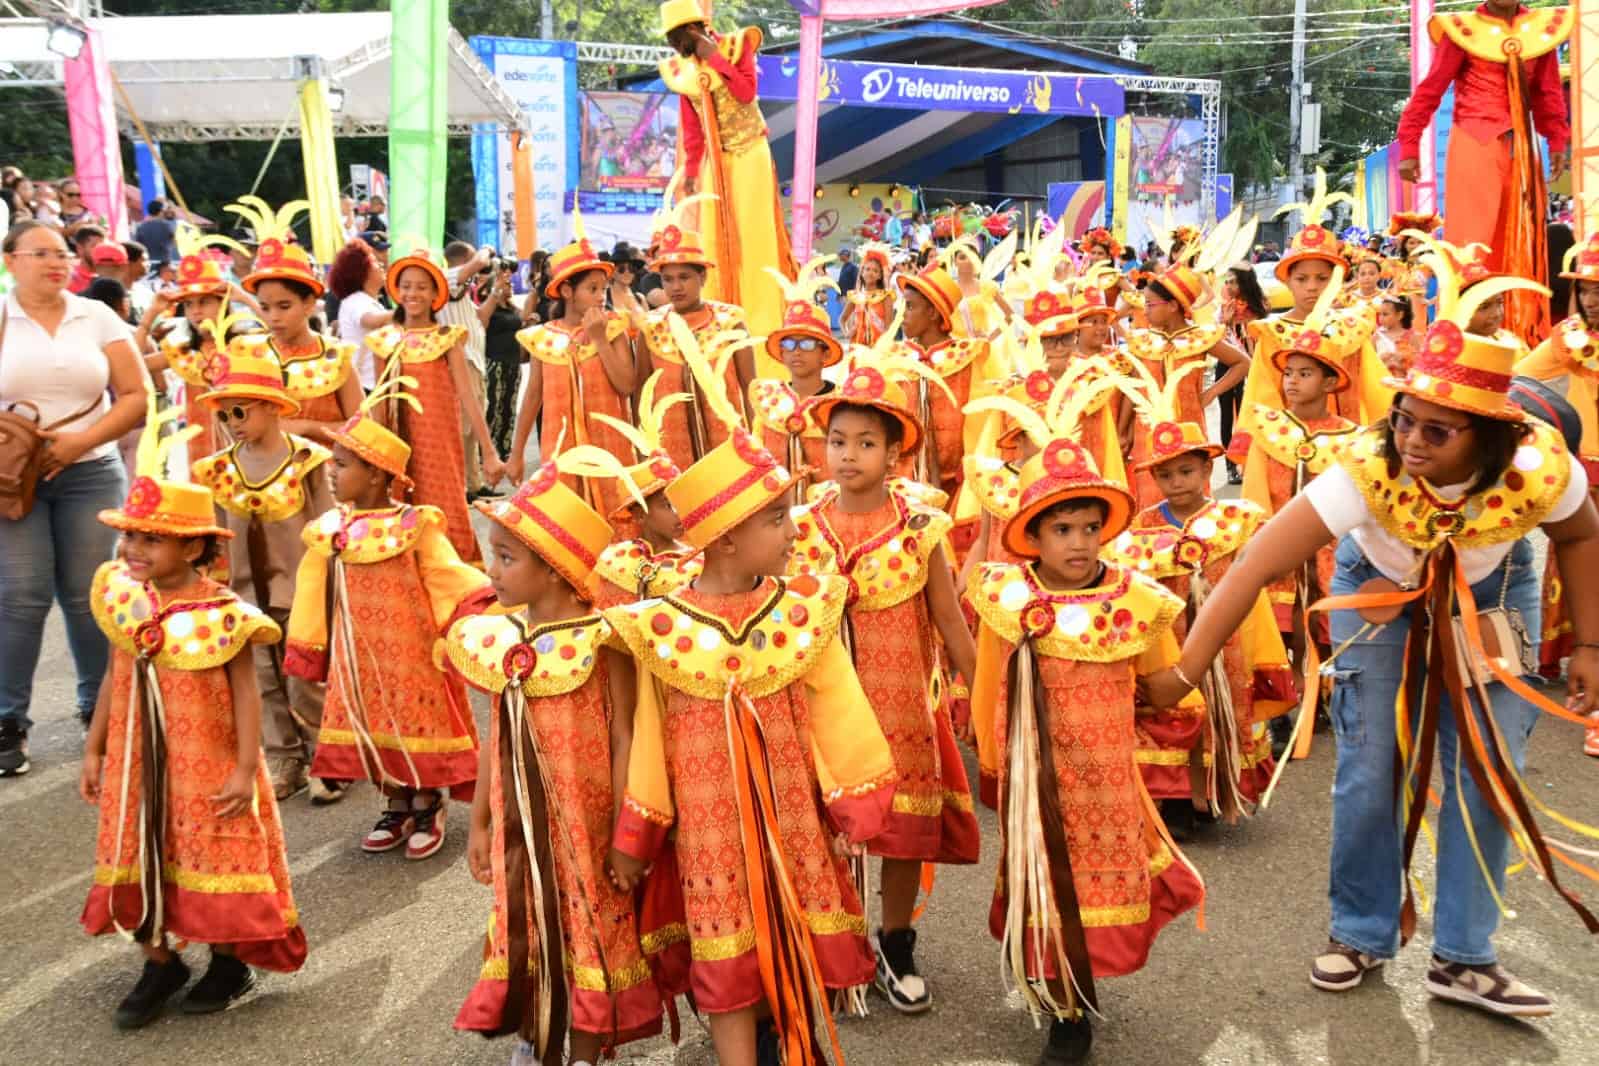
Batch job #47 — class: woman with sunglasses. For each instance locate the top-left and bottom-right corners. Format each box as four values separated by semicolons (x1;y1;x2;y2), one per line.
1143;255;1599;1021
0;221;148;778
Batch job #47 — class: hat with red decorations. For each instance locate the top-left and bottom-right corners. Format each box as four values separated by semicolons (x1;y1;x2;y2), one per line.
895;265;962;329
765;255;844;367
100;393;232;539
1274;168;1354;283
1004;437;1134;555
1560;232;1599;283
1022;286;1078;336
227;196;323;296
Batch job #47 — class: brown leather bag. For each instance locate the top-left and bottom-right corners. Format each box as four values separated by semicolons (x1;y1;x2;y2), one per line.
0;304;101;521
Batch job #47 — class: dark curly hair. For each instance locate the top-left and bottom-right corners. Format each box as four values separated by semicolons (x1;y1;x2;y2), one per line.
327;239;378;300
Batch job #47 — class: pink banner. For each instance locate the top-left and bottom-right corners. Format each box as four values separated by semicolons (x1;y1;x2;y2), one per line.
820;0;999;18
1409;0;1437;212
62;28;129;239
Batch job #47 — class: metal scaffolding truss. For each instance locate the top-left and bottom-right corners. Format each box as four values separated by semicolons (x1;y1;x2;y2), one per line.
570;40;1222;218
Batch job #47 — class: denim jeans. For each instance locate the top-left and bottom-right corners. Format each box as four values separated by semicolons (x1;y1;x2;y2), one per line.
0;455;127;729
1325;534;1541;965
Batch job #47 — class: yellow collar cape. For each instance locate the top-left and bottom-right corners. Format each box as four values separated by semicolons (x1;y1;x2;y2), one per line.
1429;5;1569;63
790;478;953;612
595;539;701;601
1270;419;1599;941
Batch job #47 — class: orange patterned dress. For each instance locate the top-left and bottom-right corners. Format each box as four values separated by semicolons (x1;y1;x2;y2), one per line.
160;336;221;467
641;301;749;471
792;484;979;863
1106;500;1296;804
517;317;636;527
366;323;479;562
900;337;1002;504
592;540;701;611
606;575;896;1012
447;612;671;1044
284;504;492;798
83;562;306;972
844;289;895;346
969;562;1204;982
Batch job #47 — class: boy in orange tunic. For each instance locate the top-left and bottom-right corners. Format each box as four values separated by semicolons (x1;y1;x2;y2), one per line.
604;329;896;1065
81;401;304;1029
792;354;980;1013
284;382;494;859
449;448;673;1066
748;257;842;490
968;421;1205;1064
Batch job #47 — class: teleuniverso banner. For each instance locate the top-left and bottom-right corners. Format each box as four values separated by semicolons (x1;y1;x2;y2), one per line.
756;55;1124;118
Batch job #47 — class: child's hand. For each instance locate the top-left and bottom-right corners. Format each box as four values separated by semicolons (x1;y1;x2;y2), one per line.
831;834;866;859
583;307;610;345
466;818;493;886
606;847;646;892
79;754;103;805
481;454;506;486
211;765;257;819
1138;667;1193;711
504;456;526;486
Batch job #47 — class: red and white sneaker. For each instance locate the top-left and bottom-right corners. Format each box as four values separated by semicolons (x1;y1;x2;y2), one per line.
406;804;447;860
361;809;414;853
1584;720;1599;759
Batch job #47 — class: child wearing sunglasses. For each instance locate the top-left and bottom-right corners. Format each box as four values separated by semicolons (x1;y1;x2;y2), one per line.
748;257;842;492
192;329;336;804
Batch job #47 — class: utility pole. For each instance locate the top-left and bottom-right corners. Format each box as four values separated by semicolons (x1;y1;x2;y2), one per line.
541;0;554;40
1287;0;1307;202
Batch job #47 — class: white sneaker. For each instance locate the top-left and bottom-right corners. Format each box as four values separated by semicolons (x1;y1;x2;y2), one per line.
874;927;932;1013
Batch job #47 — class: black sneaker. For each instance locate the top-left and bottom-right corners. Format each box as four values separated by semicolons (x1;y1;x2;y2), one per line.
1039;1013;1093;1065
1159;798;1197;843
874;926;932;1013
113;954;191;1029
0;719;29;777
180;951;254;1014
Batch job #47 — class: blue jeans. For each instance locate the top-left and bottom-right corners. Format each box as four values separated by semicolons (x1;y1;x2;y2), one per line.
1325;534;1541;966
0;455;127;729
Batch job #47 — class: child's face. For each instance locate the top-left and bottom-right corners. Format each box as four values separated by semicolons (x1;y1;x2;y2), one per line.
1377;302;1401;330
120;529;202;586
486;523;553;608
779;333;827;381
640;490;685;543
1143;286;1184;330
1466;293;1504;337
901;288;938;338
1281;354;1335;408
1042;332;1074;377
1151;453;1211;514
566;272;608;315
1355;261;1381;289
661;264;705;312
254;280;315;338
395;267;439;322
184;293;223;331
719;494;797;578
329;443;384;503
1077;316;1110;351
826;408;900;494
216;398;276;446
1286;260;1334;312
1026;502;1105;589
1579;281;1599;324
860;258;883;288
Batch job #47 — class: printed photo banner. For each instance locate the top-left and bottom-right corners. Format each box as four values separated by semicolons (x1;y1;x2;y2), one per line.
757;55;1124;118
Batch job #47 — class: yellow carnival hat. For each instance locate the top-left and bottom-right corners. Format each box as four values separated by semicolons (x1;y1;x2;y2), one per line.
811;361;923;453
1073;281;1117;320
173;253;230;299
765;256;843;367
477;448;627;598
896;265;962;329
659;313;798;548
228;196;323;296
325;368;420;493
1138;421;1223;471
100;393;232;540
386;249;450;312
1274;168;1354;283
1022;286;1078;336
195;308;300;414
1560;232;1599;283
660;0;706;36
1386;235;1550;422
546;205;613;297
994;369;1057;449
1268;263;1352;392
590;370;691;518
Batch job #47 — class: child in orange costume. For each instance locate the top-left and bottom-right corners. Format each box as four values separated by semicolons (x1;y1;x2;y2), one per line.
1106;363;1295;825
792;351;981;1013
133;249;233;467
81;401;304;1030
748;257;842;493
366;249;504;562
449;448;676;1064
604;326;896;1064
967;422;1204;1065
841;242;895;346
590;371;702;610
285;381;494;860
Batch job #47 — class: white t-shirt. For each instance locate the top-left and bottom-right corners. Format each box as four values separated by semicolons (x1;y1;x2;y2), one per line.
0;291;134;463
337;289;386;390
1304;455;1590;584
439;265;486;375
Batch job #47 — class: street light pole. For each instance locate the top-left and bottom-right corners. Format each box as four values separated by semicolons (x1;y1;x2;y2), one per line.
1287;0;1307;201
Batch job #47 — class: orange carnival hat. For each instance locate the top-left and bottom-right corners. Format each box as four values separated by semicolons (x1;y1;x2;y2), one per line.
1080;226;1122;260
1560;232;1599;283
227;195;324;296
588;370;691;517
648;182;715;272
195;308;300;415
1388;211;1442;238
1274;167;1354;283
1387;235;1551;422
386;248;450;312
100;394;232;540
1022;285;1078;336
1153;264;1206;315
766;255;844;367
896;265;961;329
325;368;421;493
810;355;928;453
1268;264;1352;392
1115;357;1224;471
173;252;230;299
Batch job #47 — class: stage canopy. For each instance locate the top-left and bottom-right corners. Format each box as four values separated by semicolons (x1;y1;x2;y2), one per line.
0;13;524;141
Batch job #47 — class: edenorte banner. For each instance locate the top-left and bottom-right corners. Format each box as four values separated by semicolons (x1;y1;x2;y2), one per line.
756;55;1124;117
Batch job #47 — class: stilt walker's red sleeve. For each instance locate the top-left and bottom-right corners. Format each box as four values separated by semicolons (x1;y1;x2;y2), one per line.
1397;36;1466;162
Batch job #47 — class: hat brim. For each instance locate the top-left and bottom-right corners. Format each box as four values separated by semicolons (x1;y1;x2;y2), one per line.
195;387;300;416
1270;348;1352;393
1382;375;1525;422
766;327;844;368
474;500;599;599
1003;482;1134;558
1030;314;1079;336
809;394;923;454
98;509;234;540
243;268;326;297
1275;250;1345;283
895;274;954;327
174;282;229;299
1133;443;1224;473
326;426;414;491
386;258;450;311
546;260;614;299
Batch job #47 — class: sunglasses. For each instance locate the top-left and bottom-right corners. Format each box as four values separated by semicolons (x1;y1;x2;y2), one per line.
1389;407;1469;447
215;403;259;424
779;336;824;352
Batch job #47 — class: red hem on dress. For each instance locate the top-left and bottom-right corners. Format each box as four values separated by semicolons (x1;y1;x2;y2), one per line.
865;809;943;862
824;782;894;845
1237;759;1276;804
978;770;998;811
453;976;665;1044
283;640;328;682
639;845;692;998
310;743;478;800
1134;763;1192;801
82;882;307;973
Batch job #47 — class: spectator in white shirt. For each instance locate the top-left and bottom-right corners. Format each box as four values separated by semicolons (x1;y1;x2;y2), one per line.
328;240;391;390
